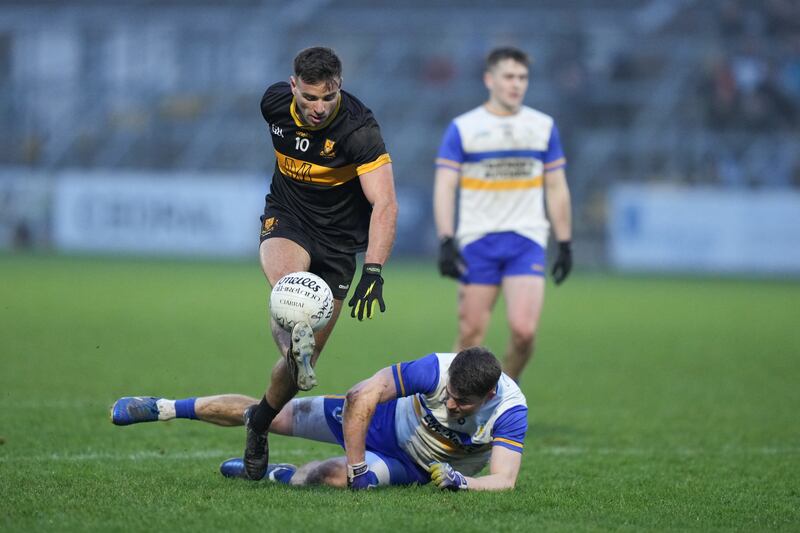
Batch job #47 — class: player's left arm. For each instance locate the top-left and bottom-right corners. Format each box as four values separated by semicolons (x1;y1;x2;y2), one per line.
543;121;574;285
463;446;522;491
349;163;398;320
545;167;573;285
431;402;527;491
544;167;572;243
430;447;522;492
360;163;398;266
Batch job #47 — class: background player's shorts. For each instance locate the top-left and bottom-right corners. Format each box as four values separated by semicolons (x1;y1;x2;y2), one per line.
260;208;356;300
461;231;546;285
290;396;429;486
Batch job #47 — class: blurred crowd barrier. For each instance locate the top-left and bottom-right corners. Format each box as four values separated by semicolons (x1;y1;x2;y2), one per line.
0;169;430;257
1;0;798;272
609;184;800;275
4;169;800;275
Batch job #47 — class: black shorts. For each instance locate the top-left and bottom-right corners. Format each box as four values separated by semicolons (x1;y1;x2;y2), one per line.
260;208;356;300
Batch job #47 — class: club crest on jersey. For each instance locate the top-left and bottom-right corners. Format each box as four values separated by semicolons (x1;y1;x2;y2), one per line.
261;217;277;237
321;138;336;158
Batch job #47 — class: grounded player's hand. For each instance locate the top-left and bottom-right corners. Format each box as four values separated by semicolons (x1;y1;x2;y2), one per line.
551;240;573;285
348;264;385;321
429;461;468;491
347;461;379;490
438;237;465;279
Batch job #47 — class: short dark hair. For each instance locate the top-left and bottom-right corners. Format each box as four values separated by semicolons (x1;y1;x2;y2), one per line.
294;47;342;85
486;46;530;71
448;346;502;397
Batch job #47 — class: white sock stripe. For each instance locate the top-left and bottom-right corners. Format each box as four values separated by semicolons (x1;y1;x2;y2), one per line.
156;399;176;421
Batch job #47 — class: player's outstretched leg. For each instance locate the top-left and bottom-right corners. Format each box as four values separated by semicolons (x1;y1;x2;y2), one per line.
111;395;257;426
286;321;317;391
220;457;297;483
111;396;195;425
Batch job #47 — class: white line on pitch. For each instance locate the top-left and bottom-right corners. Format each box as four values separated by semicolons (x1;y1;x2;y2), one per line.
1;446;798;463
0;448;324;463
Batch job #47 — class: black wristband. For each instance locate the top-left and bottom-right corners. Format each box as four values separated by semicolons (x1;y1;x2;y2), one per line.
363;263;382;276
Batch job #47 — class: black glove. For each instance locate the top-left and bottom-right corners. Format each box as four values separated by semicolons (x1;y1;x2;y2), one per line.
348;263;385;320
438;237;465;279
551;240;573;285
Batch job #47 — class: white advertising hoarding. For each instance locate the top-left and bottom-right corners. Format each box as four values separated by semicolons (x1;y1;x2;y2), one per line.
53;171;266;257
609;184;800;275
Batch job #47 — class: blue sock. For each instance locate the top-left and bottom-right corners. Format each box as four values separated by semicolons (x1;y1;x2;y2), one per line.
175;398;197;419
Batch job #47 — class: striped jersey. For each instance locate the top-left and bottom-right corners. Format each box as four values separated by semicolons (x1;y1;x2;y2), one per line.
260;82;391;253
436;105;566;247
391;353;528;476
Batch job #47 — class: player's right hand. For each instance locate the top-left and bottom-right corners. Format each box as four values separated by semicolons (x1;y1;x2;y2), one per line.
347;461;379;490
438;237;465;279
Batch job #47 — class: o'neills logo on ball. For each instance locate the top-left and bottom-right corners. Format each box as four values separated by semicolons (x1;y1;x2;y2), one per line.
277;275;321;292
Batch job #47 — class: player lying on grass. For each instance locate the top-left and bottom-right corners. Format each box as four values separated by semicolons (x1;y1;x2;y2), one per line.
111;347;527;491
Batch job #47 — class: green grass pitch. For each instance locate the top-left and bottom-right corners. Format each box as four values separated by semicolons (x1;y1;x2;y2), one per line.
1;254;798;532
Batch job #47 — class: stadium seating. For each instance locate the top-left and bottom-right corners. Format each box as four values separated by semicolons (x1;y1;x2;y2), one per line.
0;0;798;254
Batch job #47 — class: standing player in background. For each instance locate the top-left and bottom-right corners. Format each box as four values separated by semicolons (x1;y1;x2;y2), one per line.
246;47;398;480
433;47;572;382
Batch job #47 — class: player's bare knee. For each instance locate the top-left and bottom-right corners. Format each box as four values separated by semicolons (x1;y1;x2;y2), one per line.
509;323;536;349
304;458;345;487
269;402;294;435
459;315;486;344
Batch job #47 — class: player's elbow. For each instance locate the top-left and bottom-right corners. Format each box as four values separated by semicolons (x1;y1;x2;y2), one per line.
491;471;518;491
345;386;360;406
345;384;369;407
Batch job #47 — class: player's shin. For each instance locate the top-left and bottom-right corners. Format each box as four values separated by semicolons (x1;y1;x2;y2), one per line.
243;397;280;480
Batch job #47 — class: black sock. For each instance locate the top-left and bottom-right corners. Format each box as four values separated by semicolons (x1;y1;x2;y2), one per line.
251;396;280;433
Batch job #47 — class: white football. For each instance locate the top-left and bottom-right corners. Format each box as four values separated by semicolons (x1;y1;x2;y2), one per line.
270;271;333;333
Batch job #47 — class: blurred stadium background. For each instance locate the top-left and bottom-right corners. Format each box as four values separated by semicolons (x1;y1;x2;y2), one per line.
1;0;799;272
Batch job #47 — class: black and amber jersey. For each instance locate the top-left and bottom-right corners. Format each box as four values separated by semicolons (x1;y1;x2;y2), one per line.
260;82;391;253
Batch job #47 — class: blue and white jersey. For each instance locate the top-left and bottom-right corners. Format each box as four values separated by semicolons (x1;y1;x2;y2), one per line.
436;105;566;247
391;353;528;476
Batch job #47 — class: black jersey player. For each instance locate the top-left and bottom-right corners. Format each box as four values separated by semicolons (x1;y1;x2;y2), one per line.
244;47;398;480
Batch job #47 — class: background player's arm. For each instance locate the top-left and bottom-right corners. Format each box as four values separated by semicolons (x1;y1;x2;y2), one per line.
462;446;522;491
343;367;398;466
360;164;398;265
544;167;572;242
433;166;460;238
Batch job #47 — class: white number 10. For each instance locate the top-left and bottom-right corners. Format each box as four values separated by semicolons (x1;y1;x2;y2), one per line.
295;137;310;152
